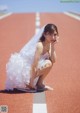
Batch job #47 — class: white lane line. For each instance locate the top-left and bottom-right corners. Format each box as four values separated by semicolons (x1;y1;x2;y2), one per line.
35;27;40;34
64;12;80;21
0;12;12;20
33;92;47;113
33;91;46;103
33;104;47;113
33;12;48;113
35;12;40;27
36;16;40;21
35;12;41;34
35;20;40;27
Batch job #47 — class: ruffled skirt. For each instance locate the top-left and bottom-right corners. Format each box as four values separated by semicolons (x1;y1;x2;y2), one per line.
5;52;48;90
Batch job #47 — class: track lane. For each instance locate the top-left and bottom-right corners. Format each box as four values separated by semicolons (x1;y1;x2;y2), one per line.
0;13;35;113
0;13;80;113
41;13;80;113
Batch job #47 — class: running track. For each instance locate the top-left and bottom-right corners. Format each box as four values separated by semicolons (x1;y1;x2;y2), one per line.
0;13;80;113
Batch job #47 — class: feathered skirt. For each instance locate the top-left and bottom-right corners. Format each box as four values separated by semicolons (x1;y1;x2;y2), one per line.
5;52;49;90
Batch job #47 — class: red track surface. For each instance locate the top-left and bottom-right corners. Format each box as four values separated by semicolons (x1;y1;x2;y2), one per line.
0;13;80;113
41;13;80;113
0;13;35;113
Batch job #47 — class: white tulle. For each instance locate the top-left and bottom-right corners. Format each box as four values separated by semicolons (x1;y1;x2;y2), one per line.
5;25;50;90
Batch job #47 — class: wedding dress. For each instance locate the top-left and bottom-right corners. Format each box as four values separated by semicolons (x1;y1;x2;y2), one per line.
5;26;50;90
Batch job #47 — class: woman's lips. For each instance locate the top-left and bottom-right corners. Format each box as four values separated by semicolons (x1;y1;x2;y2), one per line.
54;40;56;42
51;40;56;42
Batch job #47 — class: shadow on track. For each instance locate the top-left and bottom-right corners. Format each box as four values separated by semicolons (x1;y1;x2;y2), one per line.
0;88;47;94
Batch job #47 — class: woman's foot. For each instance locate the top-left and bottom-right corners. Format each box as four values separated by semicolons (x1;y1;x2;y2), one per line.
26;84;37;90
36;84;53;91
36;83;45;90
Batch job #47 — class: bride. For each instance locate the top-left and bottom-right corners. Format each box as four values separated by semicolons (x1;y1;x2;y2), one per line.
5;23;59;91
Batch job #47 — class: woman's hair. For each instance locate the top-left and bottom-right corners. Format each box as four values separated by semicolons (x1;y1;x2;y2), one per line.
39;23;58;42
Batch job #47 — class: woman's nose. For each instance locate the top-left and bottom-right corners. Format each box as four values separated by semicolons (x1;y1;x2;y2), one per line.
53;36;56;40
57;36;59;39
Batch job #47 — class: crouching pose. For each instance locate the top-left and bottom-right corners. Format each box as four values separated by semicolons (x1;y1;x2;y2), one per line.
5;24;59;91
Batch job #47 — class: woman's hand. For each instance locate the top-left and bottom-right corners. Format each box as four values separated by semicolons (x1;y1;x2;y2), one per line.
51;40;57;45
49;41;56;63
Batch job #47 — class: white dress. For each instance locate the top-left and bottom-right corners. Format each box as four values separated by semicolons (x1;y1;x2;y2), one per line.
5;51;50;90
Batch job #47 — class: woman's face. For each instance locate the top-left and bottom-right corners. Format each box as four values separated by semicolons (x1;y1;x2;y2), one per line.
44;31;59;43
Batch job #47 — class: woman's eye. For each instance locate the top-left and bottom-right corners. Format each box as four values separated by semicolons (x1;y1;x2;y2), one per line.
54;34;57;36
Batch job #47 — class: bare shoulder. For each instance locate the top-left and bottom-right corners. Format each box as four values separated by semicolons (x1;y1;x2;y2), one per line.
37;42;43;49
36;42;43;54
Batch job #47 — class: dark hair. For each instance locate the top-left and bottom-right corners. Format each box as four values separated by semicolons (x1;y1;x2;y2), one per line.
40;24;58;42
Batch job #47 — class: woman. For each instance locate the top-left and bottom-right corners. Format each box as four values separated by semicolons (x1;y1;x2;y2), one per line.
5;23;59;91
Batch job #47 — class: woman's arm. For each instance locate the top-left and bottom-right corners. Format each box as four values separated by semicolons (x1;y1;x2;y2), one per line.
49;42;56;64
29;42;43;89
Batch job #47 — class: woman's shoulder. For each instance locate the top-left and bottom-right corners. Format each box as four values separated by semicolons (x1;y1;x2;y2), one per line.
36;41;43;54
37;41;43;49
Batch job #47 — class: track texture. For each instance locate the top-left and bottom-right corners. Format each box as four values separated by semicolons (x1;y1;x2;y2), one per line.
40;13;80;113
0;13;80;113
0;13;35;113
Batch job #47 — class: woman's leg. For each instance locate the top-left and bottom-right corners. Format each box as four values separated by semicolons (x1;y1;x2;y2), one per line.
26;60;53;89
36;67;52;88
36;60;53;88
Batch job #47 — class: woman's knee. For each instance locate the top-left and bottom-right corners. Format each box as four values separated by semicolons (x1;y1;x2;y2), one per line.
44;60;52;69
36;60;52;76
38;60;53;71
